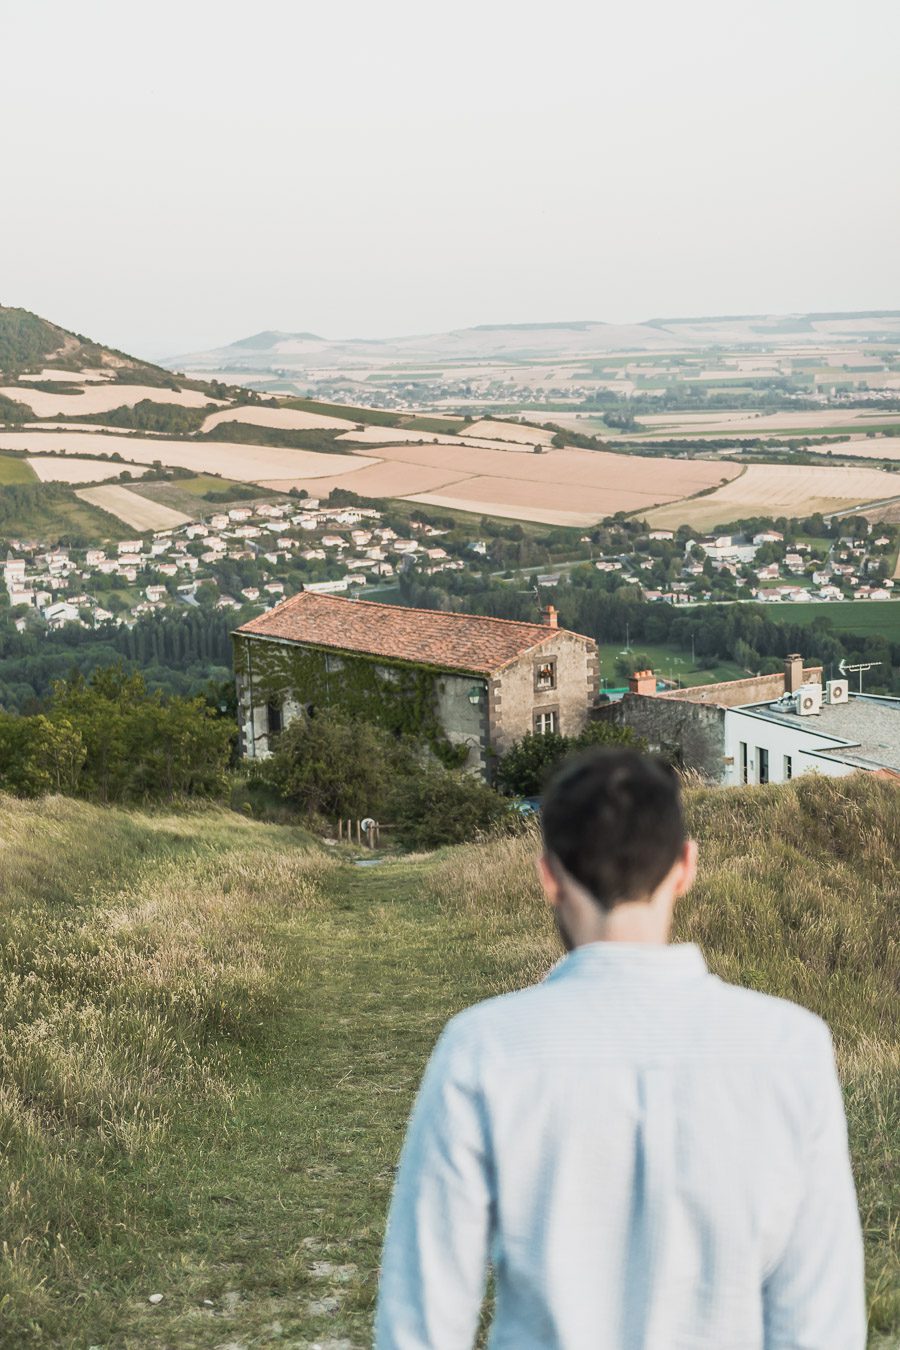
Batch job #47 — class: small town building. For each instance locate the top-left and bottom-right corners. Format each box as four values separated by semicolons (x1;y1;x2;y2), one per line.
232;592;599;776
598;653;900;785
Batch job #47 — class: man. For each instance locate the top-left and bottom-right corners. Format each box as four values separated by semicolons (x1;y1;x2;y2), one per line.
375;749;865;1349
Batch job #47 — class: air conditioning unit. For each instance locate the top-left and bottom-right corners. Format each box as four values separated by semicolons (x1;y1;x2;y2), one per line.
796;683;823;716
826;679;850;705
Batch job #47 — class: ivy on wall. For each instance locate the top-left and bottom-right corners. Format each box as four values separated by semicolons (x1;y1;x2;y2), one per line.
233;636;470;766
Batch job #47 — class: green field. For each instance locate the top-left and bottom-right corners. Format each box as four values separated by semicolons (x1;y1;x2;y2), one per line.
607;641;752;688
0;778;896;1345
0;453;37;484
767;600;900;642
133;475;291;516
0;482;126;545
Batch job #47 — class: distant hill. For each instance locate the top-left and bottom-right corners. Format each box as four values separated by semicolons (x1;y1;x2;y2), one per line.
166;310;900;377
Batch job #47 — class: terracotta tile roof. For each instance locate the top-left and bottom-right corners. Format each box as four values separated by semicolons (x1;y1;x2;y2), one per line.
234;590;582;675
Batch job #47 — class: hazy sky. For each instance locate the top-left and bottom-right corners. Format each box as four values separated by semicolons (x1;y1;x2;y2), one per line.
3;0;898;357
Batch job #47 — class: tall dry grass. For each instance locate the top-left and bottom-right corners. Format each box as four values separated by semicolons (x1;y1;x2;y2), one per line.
424;774;900;1336
0;793;335;1334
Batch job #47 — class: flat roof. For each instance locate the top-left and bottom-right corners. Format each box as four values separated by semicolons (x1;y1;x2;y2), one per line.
732;694;900;774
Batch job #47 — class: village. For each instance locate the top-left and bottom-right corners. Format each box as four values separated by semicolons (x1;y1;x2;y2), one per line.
2;488;898;636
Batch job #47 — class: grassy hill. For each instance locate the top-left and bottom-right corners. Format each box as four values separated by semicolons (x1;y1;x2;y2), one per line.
0;304;178;385
0;774;896;1346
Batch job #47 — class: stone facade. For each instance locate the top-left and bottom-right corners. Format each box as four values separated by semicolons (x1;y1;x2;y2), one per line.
233;594;598;780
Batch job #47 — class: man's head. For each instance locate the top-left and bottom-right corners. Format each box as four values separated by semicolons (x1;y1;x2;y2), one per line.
538;747;696;948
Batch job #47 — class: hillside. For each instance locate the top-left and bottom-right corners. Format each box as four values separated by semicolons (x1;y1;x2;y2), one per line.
0;304;186;385
0;775;896;1346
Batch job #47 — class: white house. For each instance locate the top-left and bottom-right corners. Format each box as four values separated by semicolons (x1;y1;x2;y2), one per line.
724;688;900;787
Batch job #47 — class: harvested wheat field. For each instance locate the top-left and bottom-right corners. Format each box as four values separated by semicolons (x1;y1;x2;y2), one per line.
460;418;555;445
817;438;900;461
0;431;375;482
201;405;356;434
27;456;151;483
272;446;742;525
260;461;470;498
629;409;900;438
335;426;538;451
75;485;192;532
645;463;900;530
0;384;224;418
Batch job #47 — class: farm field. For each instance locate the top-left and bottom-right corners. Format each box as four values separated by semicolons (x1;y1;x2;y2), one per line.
26;455;151;483
627;409;900;437
0;452;36;484
761;599;900;643
0;430;375;482
460;418;555;445
201;404;356;434
0;383;222;418
131;474;285;515
1;781;896;1346
271;444;743;527
76;484;192;531
644;463;900;530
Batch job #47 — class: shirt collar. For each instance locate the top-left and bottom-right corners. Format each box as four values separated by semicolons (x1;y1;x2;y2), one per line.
544;942;707;984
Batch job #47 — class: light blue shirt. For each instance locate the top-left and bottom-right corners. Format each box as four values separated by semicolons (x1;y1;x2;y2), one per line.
376;942;865;1349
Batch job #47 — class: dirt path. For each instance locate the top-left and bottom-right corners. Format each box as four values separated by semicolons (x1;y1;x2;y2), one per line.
105;858;466;1349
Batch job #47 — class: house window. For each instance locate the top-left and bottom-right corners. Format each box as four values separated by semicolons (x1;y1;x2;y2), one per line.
266;702;283;739
757;747;769;785
784;755;793;780
534;709;558;736
535;658;557;692
739;741;748;785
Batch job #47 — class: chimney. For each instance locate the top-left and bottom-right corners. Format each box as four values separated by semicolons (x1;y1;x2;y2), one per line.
784;653;804;694
628;669;657;697
543;604;558;628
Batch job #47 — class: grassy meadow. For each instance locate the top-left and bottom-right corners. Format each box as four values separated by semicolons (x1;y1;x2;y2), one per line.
0;776;897;1346
0;452;37;484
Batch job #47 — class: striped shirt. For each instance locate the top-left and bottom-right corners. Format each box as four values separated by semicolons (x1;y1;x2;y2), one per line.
376;942;865;1349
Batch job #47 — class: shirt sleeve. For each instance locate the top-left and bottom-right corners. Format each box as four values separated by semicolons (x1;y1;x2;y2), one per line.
375;1019;493;1349
762;1023;866;1349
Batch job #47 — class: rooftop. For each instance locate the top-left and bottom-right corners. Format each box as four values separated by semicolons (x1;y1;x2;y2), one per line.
736;693;900;774
234;590;580;676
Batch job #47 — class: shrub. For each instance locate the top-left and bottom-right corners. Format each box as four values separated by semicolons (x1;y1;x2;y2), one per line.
495;722;646;797
391;763;507;849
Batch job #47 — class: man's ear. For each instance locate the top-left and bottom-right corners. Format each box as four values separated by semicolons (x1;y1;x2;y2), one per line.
536;853;563;908
674;838;698;897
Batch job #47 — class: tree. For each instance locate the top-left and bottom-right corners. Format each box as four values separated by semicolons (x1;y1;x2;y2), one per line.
260;710;403;819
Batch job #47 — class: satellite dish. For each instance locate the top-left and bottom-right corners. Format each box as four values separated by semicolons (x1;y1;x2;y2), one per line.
360;818;376;834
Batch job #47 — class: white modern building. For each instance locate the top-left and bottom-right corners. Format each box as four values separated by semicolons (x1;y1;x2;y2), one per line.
724;686;900;786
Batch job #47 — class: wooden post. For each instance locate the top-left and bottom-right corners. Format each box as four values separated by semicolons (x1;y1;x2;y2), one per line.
338;818;343;841
355;819;361;845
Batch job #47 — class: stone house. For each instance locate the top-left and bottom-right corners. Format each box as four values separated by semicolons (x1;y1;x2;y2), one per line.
232;591;599;776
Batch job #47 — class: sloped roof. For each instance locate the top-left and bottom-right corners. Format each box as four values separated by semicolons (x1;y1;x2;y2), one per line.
234;590;582;675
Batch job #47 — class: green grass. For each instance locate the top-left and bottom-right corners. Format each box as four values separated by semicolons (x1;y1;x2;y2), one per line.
0;482;127;545
1;779;896;1345
0;453;37;484
766;599;900;642
132;476;288;516
608;641;754;688
281;397;402;428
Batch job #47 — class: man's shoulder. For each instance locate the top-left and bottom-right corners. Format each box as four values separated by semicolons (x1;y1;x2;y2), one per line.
439;962;833;1064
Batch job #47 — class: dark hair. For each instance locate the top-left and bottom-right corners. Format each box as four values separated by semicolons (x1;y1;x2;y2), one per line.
541;747;685;910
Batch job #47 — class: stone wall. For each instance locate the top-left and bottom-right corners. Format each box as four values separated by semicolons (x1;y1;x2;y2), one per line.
595;694;727;782
489;631;598;755
660;668;822;709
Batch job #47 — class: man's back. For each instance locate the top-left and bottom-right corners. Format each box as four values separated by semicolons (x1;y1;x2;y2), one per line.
376;943;864;1349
